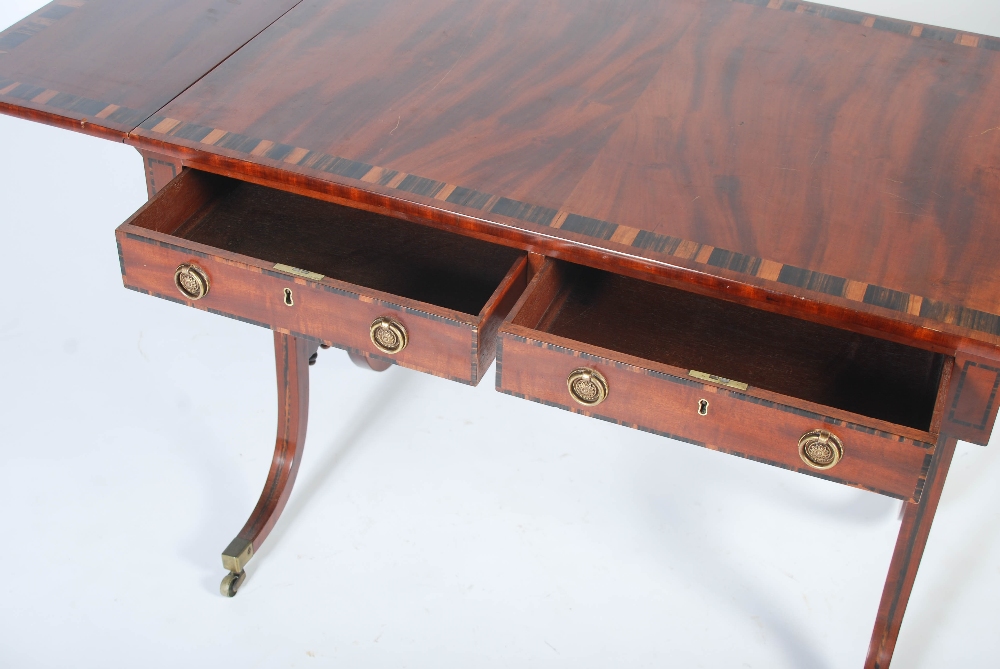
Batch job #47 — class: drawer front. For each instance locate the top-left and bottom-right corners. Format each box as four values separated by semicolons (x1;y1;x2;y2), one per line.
497;332;935;502
118;231;482;384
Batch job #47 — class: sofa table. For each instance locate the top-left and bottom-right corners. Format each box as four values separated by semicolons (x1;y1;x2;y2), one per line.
3;1;999;666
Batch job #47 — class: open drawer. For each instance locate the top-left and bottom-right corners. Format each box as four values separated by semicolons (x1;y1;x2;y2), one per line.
497;260;955;502
116;169;527;385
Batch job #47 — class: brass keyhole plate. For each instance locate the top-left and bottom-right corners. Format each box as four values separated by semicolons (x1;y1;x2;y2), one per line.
370;317;408;354
567;368;609;406
698;399;709;416
283;288;294;306
174;263;209;300
798;429;844;470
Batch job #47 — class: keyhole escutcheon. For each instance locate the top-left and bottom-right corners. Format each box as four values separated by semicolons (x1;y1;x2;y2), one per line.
698;399;709;416
283;288;294;306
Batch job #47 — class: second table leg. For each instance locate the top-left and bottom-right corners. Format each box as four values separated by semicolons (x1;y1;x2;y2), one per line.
864;436;958;668
220;332;317;597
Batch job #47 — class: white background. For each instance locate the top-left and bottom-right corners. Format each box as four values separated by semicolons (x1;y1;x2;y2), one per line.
1;1;999;667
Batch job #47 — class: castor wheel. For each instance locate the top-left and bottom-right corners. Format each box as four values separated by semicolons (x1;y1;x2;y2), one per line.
220;570;246;597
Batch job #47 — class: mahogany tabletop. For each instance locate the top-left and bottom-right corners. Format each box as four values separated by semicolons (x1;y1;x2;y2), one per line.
4;0;1000;351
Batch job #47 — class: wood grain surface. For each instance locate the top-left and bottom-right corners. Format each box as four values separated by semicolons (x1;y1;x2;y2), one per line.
0;0;301;136
116;0;1000;346
3;0;1000;350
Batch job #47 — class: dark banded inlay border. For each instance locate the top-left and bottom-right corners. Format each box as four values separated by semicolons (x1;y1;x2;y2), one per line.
136;114;1000;340
0;1;86;54
0;76;147;128
730;0;1000;52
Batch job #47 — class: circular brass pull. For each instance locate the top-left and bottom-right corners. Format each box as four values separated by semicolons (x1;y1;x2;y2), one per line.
798;429;844;470
370;317;408;355
567;368;608;407
174;263;210;300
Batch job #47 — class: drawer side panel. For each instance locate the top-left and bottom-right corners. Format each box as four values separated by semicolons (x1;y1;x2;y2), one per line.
943;353;1000;445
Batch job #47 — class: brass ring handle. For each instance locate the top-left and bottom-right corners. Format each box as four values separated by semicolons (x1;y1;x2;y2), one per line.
174;263;210;300
567;368;609;407
370;317;408;355
798;429;844;470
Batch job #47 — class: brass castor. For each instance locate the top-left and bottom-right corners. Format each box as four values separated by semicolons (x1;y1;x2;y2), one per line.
220;570;246;597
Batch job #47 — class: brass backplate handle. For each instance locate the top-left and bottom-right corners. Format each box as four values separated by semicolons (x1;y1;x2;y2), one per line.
174;263;210;300
370;317;408;355
567;368;609;407
798;429;844;470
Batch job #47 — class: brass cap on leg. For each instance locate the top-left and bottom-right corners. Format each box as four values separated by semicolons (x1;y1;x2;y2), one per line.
221;537;254;573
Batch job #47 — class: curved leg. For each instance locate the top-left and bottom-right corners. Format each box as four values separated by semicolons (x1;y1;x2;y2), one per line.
864;436;957;668
220;332;317;596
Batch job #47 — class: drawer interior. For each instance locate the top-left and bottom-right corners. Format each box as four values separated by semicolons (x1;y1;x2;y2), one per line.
146;172;525;316
514;263;946;431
